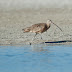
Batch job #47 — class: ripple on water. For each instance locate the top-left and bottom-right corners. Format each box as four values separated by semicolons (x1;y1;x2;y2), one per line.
0;44;72;72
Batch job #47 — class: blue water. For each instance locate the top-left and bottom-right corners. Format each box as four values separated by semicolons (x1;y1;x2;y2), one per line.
0;44;72;72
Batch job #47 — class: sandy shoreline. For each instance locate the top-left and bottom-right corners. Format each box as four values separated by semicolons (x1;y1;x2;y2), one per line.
0;8;72;45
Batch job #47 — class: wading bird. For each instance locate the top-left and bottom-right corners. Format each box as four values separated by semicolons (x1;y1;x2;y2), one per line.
22;19;62;41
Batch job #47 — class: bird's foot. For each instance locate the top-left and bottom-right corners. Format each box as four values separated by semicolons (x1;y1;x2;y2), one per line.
29;42;32;45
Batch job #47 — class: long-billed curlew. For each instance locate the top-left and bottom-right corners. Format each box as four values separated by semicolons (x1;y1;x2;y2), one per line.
22;19;62;41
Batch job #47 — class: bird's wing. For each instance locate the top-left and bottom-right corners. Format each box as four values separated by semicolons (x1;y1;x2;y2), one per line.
31;23;46;33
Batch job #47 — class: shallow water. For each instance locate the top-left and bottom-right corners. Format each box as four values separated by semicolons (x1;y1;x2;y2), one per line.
0;44;72;72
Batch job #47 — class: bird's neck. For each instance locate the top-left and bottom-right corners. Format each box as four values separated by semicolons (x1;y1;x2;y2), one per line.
47;23;51;28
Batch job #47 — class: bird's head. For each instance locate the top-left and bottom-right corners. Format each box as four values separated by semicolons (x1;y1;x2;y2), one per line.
47;19;63;32
47;19;53;25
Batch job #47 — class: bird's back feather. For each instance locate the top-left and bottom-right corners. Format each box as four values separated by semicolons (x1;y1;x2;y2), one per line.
22;23;50;33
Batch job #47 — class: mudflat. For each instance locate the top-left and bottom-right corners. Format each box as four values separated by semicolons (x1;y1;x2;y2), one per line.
0;8;72;45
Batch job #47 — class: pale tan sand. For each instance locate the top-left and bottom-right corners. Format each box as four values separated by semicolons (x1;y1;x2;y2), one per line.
0;8;72;45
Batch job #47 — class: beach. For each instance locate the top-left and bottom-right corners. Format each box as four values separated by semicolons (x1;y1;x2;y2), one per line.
0;8;72;45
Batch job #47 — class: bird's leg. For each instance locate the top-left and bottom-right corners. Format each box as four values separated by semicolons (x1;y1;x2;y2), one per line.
32;33;37;41
39;33;43;40
30;33;37;45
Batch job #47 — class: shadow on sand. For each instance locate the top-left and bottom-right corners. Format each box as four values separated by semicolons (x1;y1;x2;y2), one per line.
45;40;72;43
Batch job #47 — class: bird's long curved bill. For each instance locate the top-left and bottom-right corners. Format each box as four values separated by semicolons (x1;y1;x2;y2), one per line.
52;23;62;32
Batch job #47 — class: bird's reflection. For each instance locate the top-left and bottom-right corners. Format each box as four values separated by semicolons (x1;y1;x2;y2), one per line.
29;43;56;65
30;43;49;52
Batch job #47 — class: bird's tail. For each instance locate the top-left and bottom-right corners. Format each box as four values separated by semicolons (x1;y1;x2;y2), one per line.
22;27;30;33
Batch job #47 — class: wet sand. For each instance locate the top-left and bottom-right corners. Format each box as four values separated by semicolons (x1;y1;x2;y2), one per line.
0;8;72;45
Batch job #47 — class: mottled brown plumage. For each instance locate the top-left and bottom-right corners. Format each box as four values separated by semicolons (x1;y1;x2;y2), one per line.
22;19;62;40
22;23;50;33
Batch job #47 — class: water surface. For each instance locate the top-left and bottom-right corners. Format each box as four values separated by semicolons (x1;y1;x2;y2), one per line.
0;44;72;72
